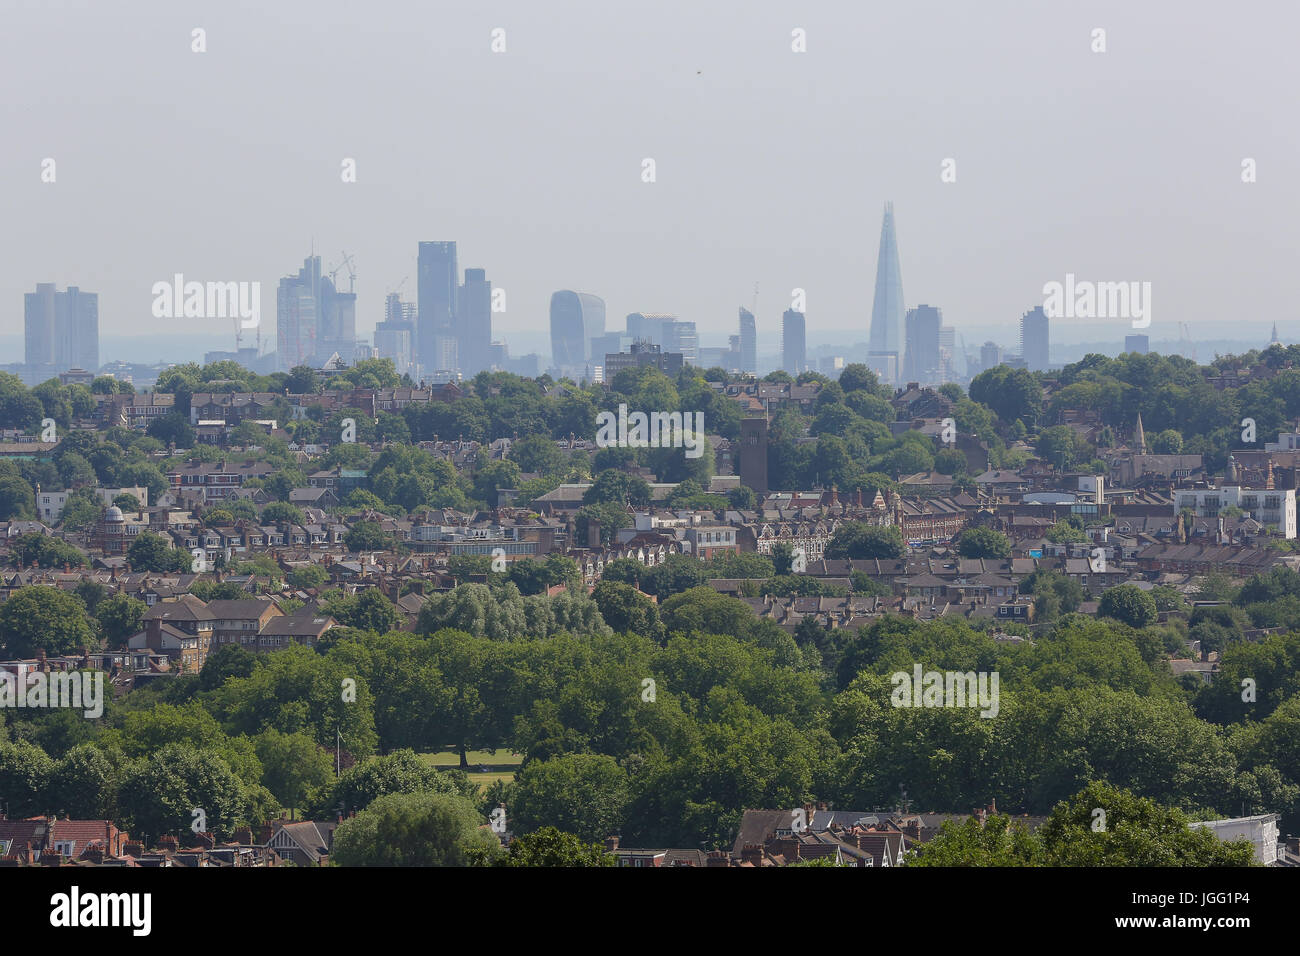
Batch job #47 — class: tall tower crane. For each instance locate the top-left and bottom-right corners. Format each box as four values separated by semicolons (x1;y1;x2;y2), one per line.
329;252;357;293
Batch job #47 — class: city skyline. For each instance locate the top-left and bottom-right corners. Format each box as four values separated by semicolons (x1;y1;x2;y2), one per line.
3;203;1283;382
10;262;1287;385
5;1;1295;361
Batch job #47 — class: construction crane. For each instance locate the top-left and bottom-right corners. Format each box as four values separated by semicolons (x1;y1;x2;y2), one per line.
1178;322;1196;362
329;252;357;294
339;251;355;293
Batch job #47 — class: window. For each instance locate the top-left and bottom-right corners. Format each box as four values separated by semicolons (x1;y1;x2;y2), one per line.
54;841;76;856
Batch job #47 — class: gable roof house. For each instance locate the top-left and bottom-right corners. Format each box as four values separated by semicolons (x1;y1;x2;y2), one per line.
264;820;338;866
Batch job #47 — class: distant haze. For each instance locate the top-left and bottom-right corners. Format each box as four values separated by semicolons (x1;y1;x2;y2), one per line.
3;0;1296;363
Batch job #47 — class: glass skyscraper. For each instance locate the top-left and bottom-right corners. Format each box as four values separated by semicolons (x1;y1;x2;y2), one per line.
24;283;98;377
782;309;806;374
276;257;320;371
868;202;906;384
739;307;757;374
550;291;606;372
904;304;942;383
458;267;492;375
418;241;459;374
1020;306;1050;371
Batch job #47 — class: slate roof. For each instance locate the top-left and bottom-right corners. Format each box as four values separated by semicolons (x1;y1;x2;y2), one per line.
142;594;214;622
259;611;337;637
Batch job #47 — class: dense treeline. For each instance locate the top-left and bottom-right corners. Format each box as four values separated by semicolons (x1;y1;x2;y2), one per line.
4;565;1299;849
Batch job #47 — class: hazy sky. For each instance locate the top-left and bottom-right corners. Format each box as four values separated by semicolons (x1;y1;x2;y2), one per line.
3;0;1296;362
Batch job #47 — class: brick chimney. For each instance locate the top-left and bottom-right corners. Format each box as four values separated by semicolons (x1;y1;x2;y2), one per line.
604;835;620;853
123;840;143;858
770;836;800;861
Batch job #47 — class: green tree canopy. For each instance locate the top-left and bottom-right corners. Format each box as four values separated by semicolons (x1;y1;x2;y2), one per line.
0;586;94;658
1098;584;1158;628
331;791;501;867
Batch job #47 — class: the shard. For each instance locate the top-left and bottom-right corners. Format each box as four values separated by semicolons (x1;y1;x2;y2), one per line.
868;202;906;383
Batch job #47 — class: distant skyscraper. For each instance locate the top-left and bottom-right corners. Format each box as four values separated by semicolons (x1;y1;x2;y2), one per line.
318;276;356;366
24;284;56;370
458;267;492;375
903;304;942;383
25;283;98;375
583;301;606;360
418;241;459;373
625;313;683;357
1020;306;1050;371
939;325;967;380
1125;333;1149;355
551;291;606;372
623;313;697;365
727;334;743;371
738;307;757;374
868;202;905;384
980;341;1002;372
273;255;352;369
782;309;807;374
277;257;321;371
662;320;697;366
67;286;99;372
375;292;416;375
625;312;658;342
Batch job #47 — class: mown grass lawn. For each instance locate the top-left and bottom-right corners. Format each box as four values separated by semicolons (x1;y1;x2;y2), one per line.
421;750;523;791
